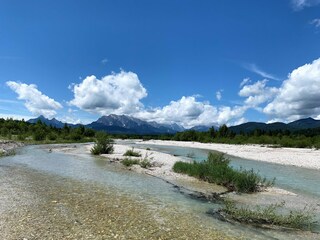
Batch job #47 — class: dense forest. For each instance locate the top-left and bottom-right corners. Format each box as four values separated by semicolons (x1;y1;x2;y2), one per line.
1;117;320;148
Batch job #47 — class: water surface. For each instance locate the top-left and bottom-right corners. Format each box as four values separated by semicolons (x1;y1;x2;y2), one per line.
0;144;319;239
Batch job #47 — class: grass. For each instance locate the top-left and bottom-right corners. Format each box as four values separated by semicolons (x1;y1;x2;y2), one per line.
173;152;274;193
139;158;152;168
121;158;152;168
121;152;153;169
220;200;317;230
121;158;140;167
123;147;141;157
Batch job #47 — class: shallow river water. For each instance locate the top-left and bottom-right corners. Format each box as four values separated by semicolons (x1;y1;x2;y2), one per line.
0;143;319;239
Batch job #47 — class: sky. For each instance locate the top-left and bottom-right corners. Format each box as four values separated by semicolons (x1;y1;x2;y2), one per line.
1;0;320;128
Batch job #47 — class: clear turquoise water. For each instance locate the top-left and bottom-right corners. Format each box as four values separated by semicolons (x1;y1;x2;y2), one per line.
1;144;319;239
135;143;320;198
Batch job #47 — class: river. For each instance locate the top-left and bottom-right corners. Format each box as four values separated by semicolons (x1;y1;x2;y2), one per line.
0;143;319;239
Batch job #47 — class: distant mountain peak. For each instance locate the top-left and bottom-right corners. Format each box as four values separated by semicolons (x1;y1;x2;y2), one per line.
27;116;79;128
88;114;185;134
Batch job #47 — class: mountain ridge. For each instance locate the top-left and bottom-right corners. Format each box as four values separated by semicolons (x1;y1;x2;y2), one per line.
27;115;320;135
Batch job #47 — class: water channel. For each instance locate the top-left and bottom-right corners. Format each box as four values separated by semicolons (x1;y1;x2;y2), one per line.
0;142;319;239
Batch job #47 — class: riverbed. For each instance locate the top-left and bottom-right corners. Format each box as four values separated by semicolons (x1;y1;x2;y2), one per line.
0;143;319;239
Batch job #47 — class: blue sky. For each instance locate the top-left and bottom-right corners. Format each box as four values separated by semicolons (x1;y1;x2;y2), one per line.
1;0;320;127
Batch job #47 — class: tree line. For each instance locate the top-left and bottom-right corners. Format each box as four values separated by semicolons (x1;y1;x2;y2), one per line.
0;118;96;143
113;124;320;149
171;124;320;148
2;117;320;148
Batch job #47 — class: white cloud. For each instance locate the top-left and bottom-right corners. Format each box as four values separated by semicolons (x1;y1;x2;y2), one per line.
69;71;147;115
6;81;62;118
244;63;280;81
264;58;320;121
292;0;320;10
216;90;222;101
69;71;250;127
135;96;247;128
240;77;251;87
58;116;82;125
310;18;320;28
239;79;279;107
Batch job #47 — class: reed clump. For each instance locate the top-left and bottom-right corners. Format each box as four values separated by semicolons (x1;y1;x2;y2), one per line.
173;152;274;193
123;147;141;157
220;200;316;230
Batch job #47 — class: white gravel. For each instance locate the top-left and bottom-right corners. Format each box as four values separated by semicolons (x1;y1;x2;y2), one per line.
142;140;320;170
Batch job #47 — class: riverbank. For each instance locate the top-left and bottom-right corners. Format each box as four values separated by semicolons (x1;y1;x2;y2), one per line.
84;143;229;195
0;140;23;156
141;140;320;170
81;142;295;197
44;143;320;237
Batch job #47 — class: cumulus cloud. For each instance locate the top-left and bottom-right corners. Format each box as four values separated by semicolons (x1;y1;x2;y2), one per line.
292;0;320;10
6;81;62;118
135;96;247;128
69;71;147;115
263;58;320;121
239;79;279;107
69;71;250;127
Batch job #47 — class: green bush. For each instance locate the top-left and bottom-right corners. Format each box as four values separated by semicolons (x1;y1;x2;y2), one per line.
121;158;140;167
140;158;152;168
91;132;114;155
123;147;141;157
33;129;46;141
47;132;57;141
173;152;274;193
70;132;82;141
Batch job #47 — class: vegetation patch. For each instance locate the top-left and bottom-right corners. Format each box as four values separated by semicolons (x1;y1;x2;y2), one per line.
121;158;140;167
217;200;317;230
123;147;141;157
139;158;152;168
121;152;153;169
91;132;114;155
173;152;274;193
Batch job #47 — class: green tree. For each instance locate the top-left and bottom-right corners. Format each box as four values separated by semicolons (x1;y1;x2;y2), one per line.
33;129;46;141
218;124;229;138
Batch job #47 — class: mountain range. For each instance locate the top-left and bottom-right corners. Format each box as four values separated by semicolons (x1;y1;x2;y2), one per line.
27;115;320;135
27;114;186;134
229;117;320;134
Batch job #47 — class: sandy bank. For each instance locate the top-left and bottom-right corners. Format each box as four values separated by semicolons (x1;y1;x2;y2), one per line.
142;140;320;170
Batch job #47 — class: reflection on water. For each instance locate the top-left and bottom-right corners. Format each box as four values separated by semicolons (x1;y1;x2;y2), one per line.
1;144;319;239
